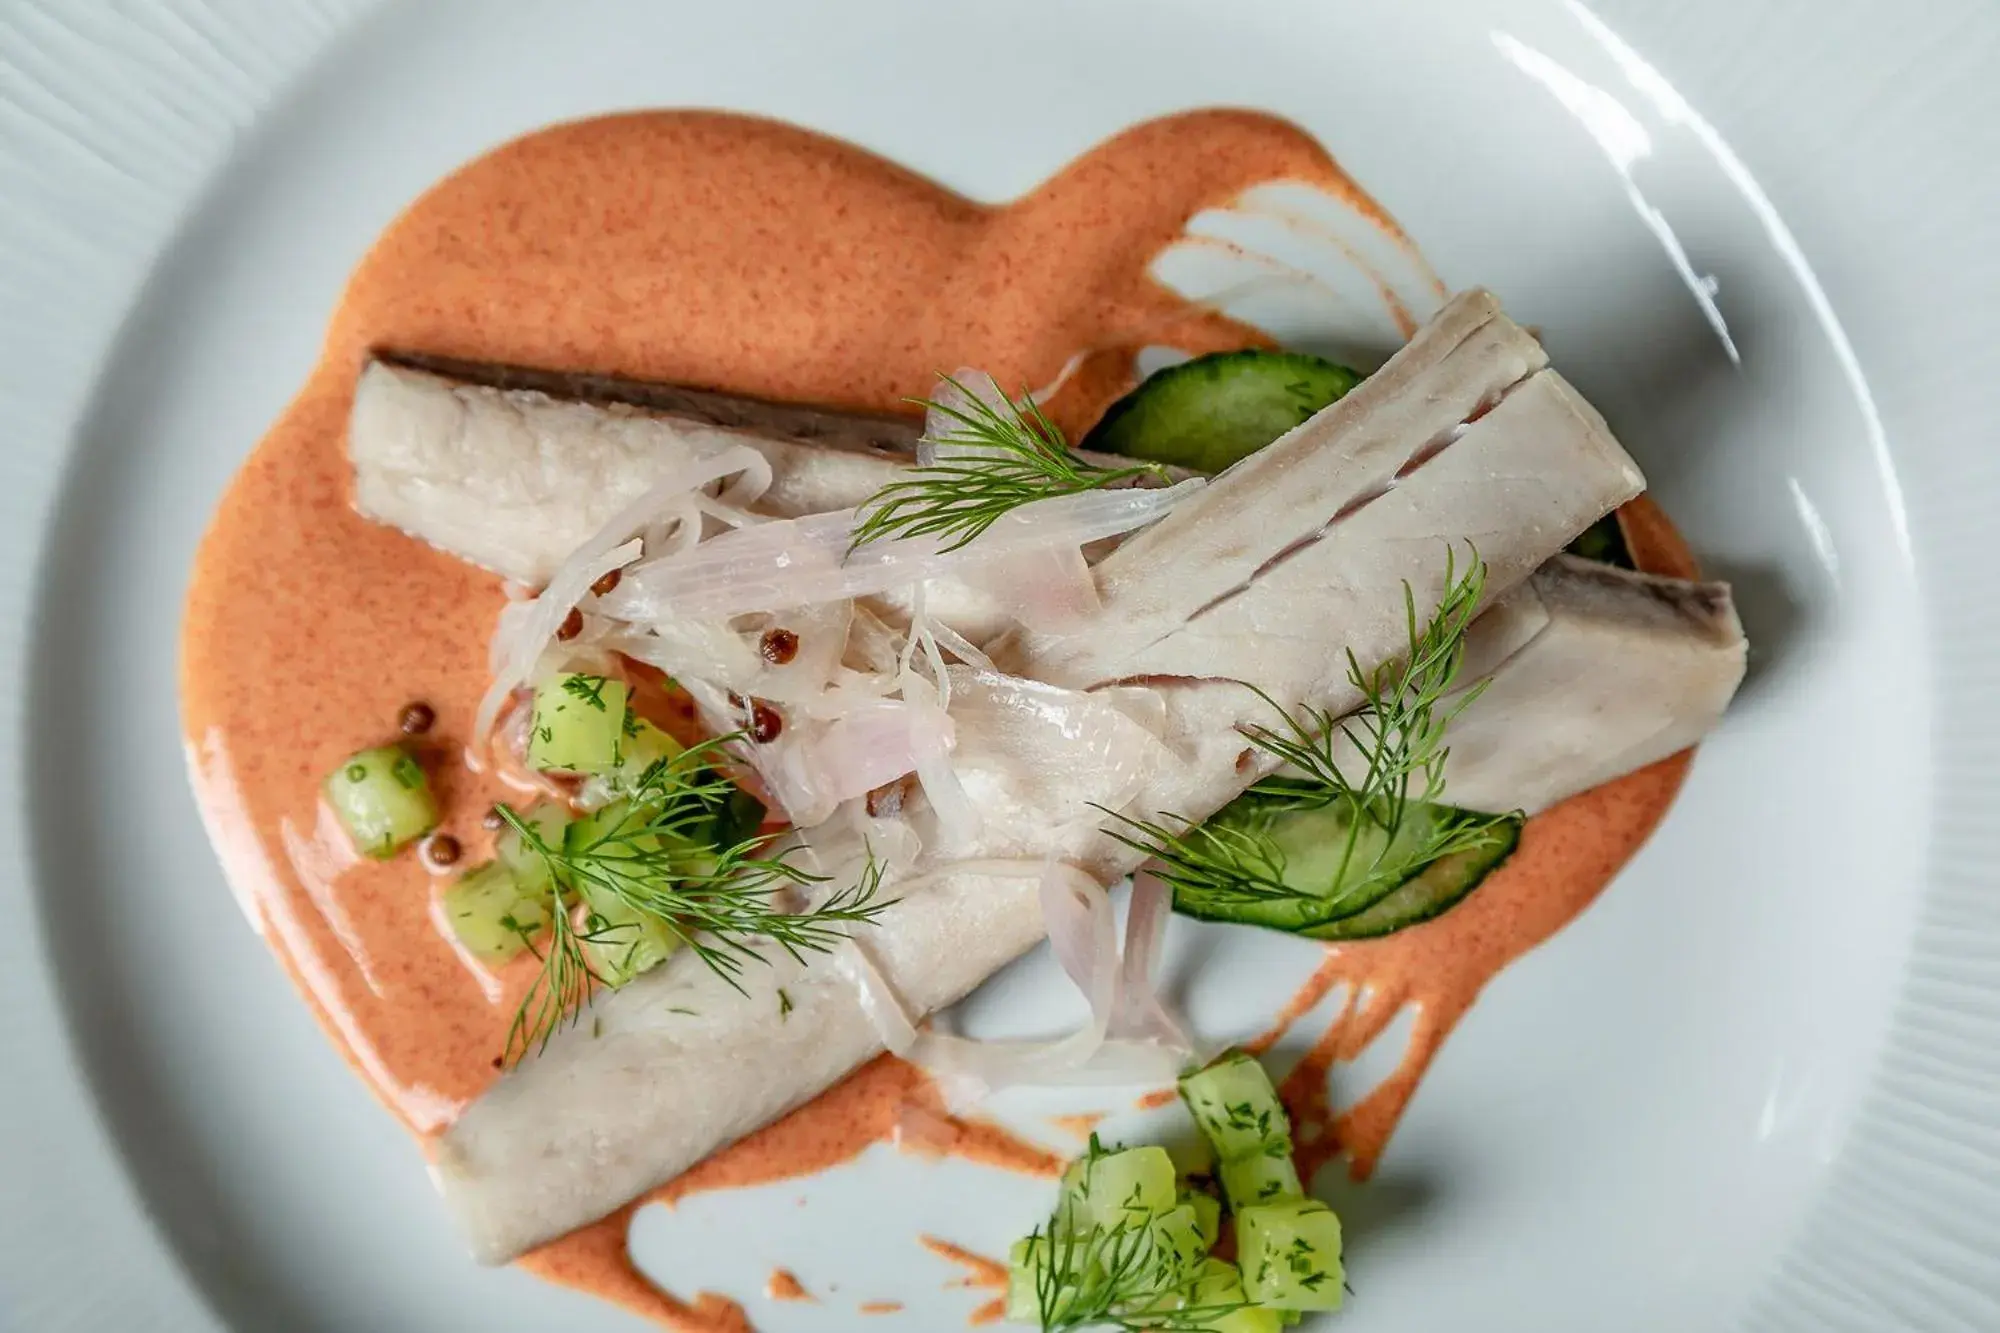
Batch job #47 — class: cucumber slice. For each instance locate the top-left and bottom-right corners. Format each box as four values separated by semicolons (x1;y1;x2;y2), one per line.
1566;510;1633;568
441;861;551;962
323;744;437;858
527;673;630;774
1170;787;1522;940
496;803;570;897
1301;824;1520;941
1180;1051;1290;1160
1057;1143;1179;1233
1219;1142;1304;1209
700;784;767;849
1083;350;1362;474
1236;1200;1345;1313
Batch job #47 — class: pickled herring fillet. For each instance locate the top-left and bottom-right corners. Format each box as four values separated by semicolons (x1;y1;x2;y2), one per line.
430;292;1647;1264
1431;554;1747;816
1007;287;1553;689
349;359;913;585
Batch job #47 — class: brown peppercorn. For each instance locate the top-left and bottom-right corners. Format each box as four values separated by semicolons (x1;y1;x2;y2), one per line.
423;834;463;869
748;698;783;744
590;568;622;598
759;627;800;665
397;701;436;735
556;606;585;641
481;807;506;832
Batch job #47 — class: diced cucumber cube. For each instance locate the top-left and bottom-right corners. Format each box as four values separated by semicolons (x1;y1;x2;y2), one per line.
1182;1188;1223;1250
574;881;680;986
1183;1258;1285;1333
323;744;437;858
1219;1141;1304;1208
441;862;550;962
1005;1235;1098;1325
528;673;629;773
565;801;718;880
1146;1203;1211;1281
1180;1051;1291;1160
1057;1144;1178;1233
496;803;570;897
1236;1200;1345;1312
580;713;685;809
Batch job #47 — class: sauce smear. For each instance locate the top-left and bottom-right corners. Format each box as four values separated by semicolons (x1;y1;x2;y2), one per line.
921;1236;1012;1327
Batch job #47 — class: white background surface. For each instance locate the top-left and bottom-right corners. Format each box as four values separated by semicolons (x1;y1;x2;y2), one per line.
0;1;1992;1330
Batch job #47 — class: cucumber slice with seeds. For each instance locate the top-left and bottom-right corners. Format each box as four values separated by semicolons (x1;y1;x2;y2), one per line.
528;673;629;773
1083;350;1362;474
323;744;437;858
1170;784;1522;940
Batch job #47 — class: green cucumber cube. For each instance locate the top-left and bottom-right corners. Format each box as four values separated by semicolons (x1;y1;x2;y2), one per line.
441;862;550;962
1236;1200;1345;1312
1057;1144;1178;1233
1183;1188;1223;1249
1180;1051;1291;1160
1219;1141;1304;1208
574;881;680;986
581;713;686;808
324;744;437;858
1005;1235;1097;1325
496;803;570;897
1185;1258;1284;1333
528;673;629;773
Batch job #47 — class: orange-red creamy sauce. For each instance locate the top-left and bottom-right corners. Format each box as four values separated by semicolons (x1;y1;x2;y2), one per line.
180;108;1689;1329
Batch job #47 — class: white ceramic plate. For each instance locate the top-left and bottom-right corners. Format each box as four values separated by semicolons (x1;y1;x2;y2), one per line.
2;1;1994;1329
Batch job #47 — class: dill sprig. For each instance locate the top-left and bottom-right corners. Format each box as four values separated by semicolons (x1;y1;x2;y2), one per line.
1103;547;1516;916
849;374;1167;553
1029;1136;1246;1332
496;735;895;1065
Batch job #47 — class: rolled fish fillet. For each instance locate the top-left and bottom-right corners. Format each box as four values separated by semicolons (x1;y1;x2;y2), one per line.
428;290;1647;1262
1432;554;1747;815
347;358;1121;640
350;359;914;586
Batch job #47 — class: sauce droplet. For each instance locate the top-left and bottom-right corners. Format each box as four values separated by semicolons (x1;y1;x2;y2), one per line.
557;607;585;641
398;701;436;735
759;627;800;664
423;834;462;869
590;568;622;598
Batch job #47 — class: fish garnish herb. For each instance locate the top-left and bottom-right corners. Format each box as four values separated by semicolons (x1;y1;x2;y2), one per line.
849;374;1168;553
1103;547;1517;913
497;734;895;1065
